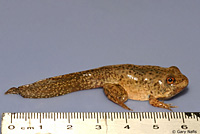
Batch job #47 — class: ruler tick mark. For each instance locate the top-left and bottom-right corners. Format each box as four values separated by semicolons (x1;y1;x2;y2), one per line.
54;112;56;121
181;112;185;123
139;113;142;121
68;113;71;123
10;113;13;123
125;113;128;123
153;112;156;123
111;113;113;121
97;113;99;123
83;113;85;121
39;113;42;123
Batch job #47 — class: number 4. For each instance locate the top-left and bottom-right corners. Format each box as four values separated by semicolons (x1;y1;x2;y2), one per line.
124;125;130;129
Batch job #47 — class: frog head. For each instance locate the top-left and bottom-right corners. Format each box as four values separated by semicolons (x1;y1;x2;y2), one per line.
158;66;189;99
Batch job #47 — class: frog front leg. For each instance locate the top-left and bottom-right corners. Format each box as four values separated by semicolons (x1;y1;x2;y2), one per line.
149;95;177;111
103;83;132;111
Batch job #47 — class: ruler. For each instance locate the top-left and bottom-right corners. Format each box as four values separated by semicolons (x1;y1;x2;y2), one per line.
1;112;200;134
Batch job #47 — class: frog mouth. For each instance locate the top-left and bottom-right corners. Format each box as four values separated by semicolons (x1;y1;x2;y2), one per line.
174;76;189;95
162;87;186;100
175;86;185;95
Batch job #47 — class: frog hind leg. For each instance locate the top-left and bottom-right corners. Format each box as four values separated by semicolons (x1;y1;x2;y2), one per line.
149;95;177;111
103;83;132;111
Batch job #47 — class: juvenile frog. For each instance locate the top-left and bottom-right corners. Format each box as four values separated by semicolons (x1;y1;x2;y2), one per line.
5;64;189;111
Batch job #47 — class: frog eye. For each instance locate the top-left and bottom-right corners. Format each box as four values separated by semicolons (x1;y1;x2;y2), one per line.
166;77;175;84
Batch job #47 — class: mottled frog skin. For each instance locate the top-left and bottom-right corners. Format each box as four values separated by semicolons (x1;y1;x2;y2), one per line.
5;64;189;111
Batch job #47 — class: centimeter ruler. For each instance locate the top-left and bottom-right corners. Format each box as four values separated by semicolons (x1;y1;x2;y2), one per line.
1;112;200;134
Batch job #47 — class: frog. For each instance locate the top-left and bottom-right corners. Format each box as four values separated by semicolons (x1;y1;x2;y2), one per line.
5;64;189;111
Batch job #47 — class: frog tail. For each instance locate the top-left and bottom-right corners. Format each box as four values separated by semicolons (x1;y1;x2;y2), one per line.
5;87;19;95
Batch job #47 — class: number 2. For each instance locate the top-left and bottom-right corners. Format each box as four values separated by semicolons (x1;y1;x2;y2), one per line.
67;125;73;130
